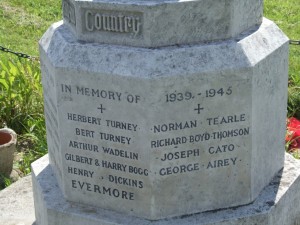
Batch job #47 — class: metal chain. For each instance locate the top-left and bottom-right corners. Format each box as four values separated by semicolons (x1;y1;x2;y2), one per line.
0;45;38;60
290;40;300;45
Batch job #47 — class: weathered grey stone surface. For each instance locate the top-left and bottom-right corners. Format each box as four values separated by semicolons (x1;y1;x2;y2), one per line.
62;0;263;47
32;153;300;225
39;17;289;220
0;175;35;225
2;152;300;225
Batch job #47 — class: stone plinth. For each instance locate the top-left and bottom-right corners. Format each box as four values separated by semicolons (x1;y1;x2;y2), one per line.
38;17;288;220
62;0;263;47
32;153;300;225
0;175;35;225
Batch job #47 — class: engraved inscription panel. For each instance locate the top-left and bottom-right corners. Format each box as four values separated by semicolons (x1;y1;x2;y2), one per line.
54;70;252;219
83;9;142;37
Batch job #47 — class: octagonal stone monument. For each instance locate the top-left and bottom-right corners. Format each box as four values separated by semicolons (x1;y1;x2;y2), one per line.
32;0;290;223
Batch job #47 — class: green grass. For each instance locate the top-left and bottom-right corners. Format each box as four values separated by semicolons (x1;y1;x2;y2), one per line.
0;0;299;188
0;0;61;56
264;0;300;118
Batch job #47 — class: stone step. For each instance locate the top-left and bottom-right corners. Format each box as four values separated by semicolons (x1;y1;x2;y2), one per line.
0;175;35;225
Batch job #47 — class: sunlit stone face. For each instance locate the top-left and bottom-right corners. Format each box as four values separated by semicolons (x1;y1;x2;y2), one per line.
40;16;288;219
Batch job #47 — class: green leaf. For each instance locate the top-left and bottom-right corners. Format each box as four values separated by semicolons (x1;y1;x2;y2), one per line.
0;78;9;90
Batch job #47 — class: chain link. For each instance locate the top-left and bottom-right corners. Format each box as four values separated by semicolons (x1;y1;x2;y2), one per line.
290;40;300;45
0;45;38;60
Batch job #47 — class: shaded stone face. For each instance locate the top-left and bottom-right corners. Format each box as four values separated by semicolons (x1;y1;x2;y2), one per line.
62;0;263;47
40;17;288;219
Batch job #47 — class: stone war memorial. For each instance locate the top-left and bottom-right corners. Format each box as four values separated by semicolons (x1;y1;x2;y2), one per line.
31;0;300;224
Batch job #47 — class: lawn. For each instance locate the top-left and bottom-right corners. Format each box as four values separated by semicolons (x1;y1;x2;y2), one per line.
264;0;300;118
0;0;299;189
0;0;61;56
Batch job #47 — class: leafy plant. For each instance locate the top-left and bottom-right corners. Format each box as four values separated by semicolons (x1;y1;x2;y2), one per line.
16;119;47;175
0;173;12;190
0;56;43;133
288;87;300;119
0;55;47;175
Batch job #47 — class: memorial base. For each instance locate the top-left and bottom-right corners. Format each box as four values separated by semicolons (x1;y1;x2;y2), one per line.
32;153;300;225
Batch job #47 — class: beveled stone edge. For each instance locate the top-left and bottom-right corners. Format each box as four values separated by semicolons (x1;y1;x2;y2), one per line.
31;153;300;224
39;18;289;78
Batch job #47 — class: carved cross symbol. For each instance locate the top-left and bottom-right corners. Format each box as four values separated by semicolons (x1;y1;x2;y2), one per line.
194;104;204;114
97;104;106;113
